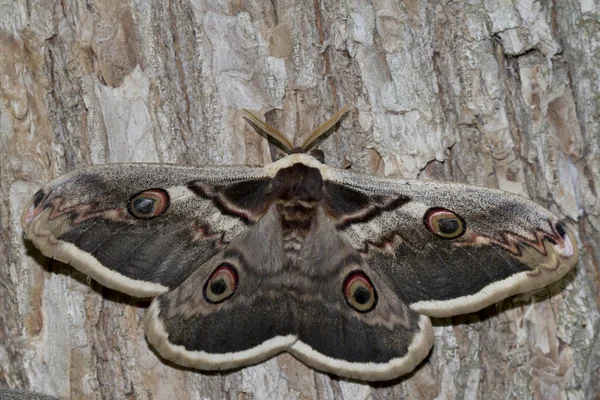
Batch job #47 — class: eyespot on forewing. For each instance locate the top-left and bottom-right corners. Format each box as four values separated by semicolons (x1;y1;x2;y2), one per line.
128;189;170;219
424;207;466;239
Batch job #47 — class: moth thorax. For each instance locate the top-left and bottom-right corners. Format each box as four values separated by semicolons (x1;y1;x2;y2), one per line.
276;200;319;220
270;163;324;203
270;164;324;260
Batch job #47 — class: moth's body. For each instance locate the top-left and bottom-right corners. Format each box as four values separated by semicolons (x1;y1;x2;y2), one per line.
22;113;578;381
268;163;324;267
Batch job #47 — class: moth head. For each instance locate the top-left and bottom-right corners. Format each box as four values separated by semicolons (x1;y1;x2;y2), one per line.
241;105;350;155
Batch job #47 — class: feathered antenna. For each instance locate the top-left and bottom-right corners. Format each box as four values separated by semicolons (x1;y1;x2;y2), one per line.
301;105;350;152
242;110;294;154
242;106;350;154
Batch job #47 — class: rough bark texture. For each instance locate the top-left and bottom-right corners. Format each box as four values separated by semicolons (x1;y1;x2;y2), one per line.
1;1;598;399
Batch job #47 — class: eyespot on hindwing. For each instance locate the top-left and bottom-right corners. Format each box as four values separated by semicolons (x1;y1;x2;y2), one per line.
343;271;377;312
204;263;238;304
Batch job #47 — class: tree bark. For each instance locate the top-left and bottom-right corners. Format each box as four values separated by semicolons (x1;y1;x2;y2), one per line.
1;0;598;399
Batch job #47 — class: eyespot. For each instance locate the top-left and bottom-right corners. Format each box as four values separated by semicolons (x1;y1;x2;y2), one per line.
343;271;377;313
204;263;238;304
128;189;170;219
424;207;466;239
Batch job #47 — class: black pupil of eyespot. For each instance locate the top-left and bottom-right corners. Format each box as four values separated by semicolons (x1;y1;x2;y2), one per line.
439;218;458;234
210;279;228;295
353;286;371;304
134;197;155;214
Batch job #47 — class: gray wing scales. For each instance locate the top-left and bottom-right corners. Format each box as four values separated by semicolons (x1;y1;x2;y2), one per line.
323;169;578;318
144;207;298;369
145;206;434;381
287;167;577;379
21;163;269;297
291;276;433;381
21;155;578;380
289;210;433;381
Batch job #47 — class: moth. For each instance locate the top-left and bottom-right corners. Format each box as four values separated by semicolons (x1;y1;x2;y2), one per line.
21;107;578;381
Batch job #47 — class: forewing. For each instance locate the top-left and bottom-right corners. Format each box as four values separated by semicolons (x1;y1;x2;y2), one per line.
22;163;271;297
323;168;578;318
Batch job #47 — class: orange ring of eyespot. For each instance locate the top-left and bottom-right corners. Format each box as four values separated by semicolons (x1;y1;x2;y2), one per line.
423;207;466;239
204;264;238;304
343;271;377;313
128;189;170;219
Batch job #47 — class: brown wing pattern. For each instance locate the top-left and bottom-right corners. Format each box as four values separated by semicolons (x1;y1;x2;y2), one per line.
22;163;266;297
324;168;578;318
21;154;578;381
